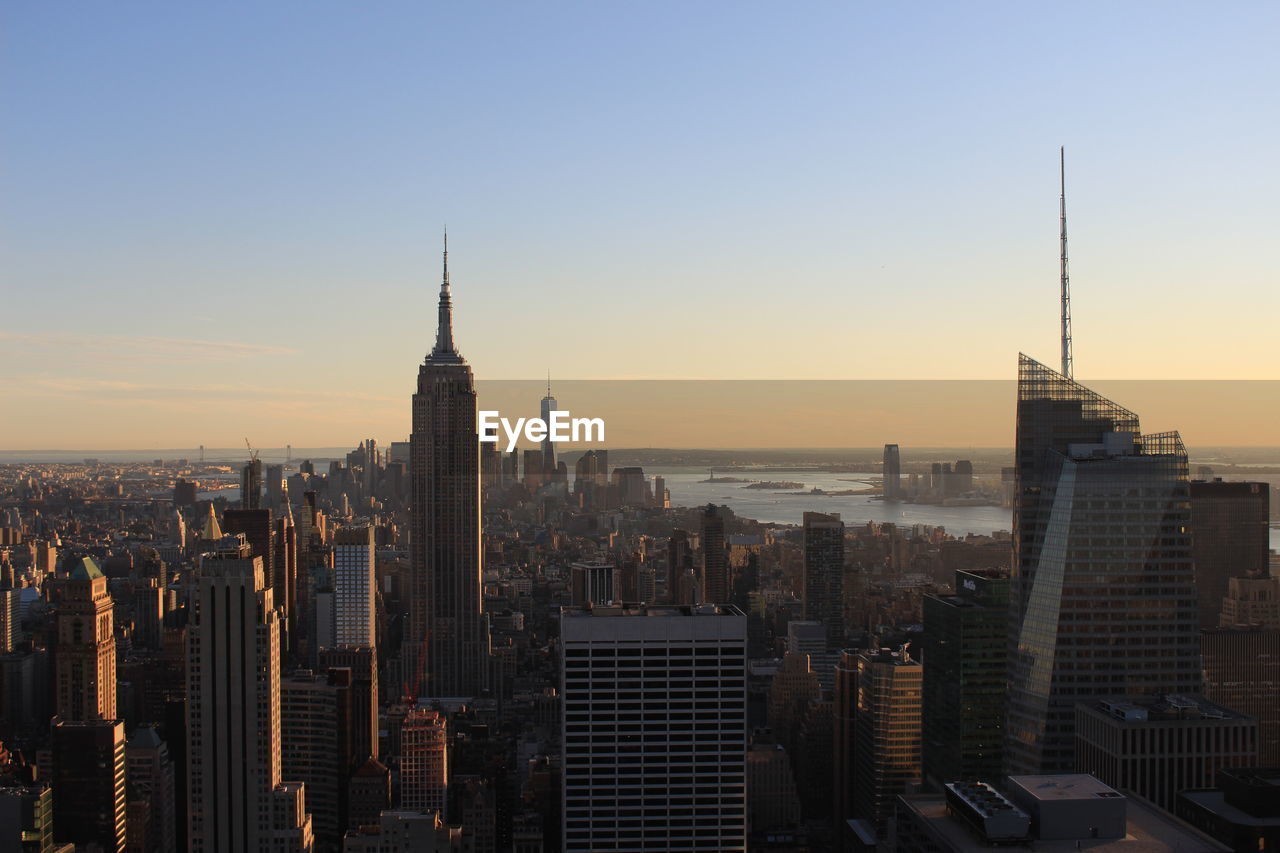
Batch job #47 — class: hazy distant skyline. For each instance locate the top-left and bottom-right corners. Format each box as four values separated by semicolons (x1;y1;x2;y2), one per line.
4;3;1278;446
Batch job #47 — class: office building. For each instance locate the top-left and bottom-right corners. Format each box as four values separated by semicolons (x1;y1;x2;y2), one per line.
318;647;379;762
1202;627;1280;765
187;536;314;853
1007;355;1201;775
398;709;447;815
560;604;748;852
126;725;177;853
851;648;923;836
50;718;127;853
666;530;692;605
922;569;1008;788
1218;575;1280;628
1177;767;1280;853
283;669;353;853
883;444;901;500
746;741;802;835
0;782;53;853
342;811;459;852
570;561;615;607
333;526;376;648
55;556;116;721
346;759;390;830
802;512;845;649
1190;480;1270;629
894;774;1230;852
700;505;728;605
409;236;488;698
1075;695;1257;812
540;378;557;472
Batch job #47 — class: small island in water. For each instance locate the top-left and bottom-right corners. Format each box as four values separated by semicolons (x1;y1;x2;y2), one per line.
744;481;805;490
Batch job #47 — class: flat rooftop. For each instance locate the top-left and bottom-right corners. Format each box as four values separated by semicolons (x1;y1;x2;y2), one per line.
561;603;744;618
898;792;1230;852
1007;774;1124;803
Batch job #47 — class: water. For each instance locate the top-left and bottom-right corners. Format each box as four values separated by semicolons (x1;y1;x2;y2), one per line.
654;467;1012;536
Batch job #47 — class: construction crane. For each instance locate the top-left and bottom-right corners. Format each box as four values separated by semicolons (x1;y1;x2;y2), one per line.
244;438;259;463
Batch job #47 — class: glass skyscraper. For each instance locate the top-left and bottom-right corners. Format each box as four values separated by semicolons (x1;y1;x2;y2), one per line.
1005;355;1201;775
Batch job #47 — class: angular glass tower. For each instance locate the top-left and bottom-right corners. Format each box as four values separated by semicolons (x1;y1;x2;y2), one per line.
1005;355;1201;774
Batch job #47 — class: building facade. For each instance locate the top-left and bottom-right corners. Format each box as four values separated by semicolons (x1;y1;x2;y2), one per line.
802;512;845;650
408;236;487;698
1006;355;1202;775
560;604;748;852
922;569;1008;788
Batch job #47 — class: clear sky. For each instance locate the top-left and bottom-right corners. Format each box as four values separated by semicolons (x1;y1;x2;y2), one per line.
3;2;1277;448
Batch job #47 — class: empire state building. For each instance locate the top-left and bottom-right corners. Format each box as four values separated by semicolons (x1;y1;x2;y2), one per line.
409;234;488;698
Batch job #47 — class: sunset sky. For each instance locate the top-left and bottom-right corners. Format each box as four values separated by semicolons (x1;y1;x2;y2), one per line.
4;2;1277;448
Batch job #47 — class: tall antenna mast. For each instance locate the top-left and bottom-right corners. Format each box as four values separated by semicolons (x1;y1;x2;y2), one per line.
1059;146;1073;378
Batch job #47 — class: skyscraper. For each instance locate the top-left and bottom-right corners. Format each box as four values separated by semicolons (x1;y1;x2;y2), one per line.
333;526;376;648
409;234;487;698
50;718;127;853
802;511;844;650
55;556;116;721
1190;479;1271;629
398;709;448;816
187;536;314;853
883;444;901;500
700;505;727;605
127;725;178;853
540;375;557;472
282;668;353;853
851;648;923;837
560;604;748;852
922;569;1008;788
1006;355;1201;775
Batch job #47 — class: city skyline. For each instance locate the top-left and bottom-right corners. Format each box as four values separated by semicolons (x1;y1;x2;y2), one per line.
5;3;1280;448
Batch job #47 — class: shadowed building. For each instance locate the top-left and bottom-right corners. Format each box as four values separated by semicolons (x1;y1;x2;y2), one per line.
408;235;488;698
1007;356;1201;775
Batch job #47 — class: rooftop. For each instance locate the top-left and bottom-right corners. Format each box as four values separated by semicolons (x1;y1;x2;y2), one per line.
562;603;743;618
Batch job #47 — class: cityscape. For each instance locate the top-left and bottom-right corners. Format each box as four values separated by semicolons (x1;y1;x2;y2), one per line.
5;5;1280;853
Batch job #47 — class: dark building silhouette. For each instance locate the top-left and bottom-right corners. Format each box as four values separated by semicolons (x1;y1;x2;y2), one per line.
700;505;728;605
922;569;1008;789
51;718;127;853
1006;355;1201;775
802;511;845;649
1190;479;1271;629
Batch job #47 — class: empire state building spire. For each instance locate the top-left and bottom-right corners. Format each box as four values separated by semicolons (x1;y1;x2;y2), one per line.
431;229;460;360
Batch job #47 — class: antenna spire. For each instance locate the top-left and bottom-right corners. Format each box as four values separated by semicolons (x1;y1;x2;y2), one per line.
547;369;551;397
431;228;457;357
1060;146;1073;379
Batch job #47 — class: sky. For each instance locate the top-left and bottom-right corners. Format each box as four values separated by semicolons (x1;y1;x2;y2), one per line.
3;2;1278;448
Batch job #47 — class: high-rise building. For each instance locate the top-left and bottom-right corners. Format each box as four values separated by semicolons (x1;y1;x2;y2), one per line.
560;604;748;852
922;569;1009;788
883;444;901;500
540;378;557;473
186;536;314;853
569;561;615;607
1006;355;1201;775
333;526;376;649
1176;767;1280;853
700;505;728;605
318;647;379;763
398;710;447;816
1202;627;1280;765
1074;695;1257;813
282;669;353;853
241;459;263;511
50;718;127;853
408;235;487;699
802;512;844;650
126;725;177;853
342;811;459;852
55;556;116;721
666;530;692;605
266;464;285;509
0;782;54;853
1218;575;1280;628
1190;480;1270;629
851;648;923;837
